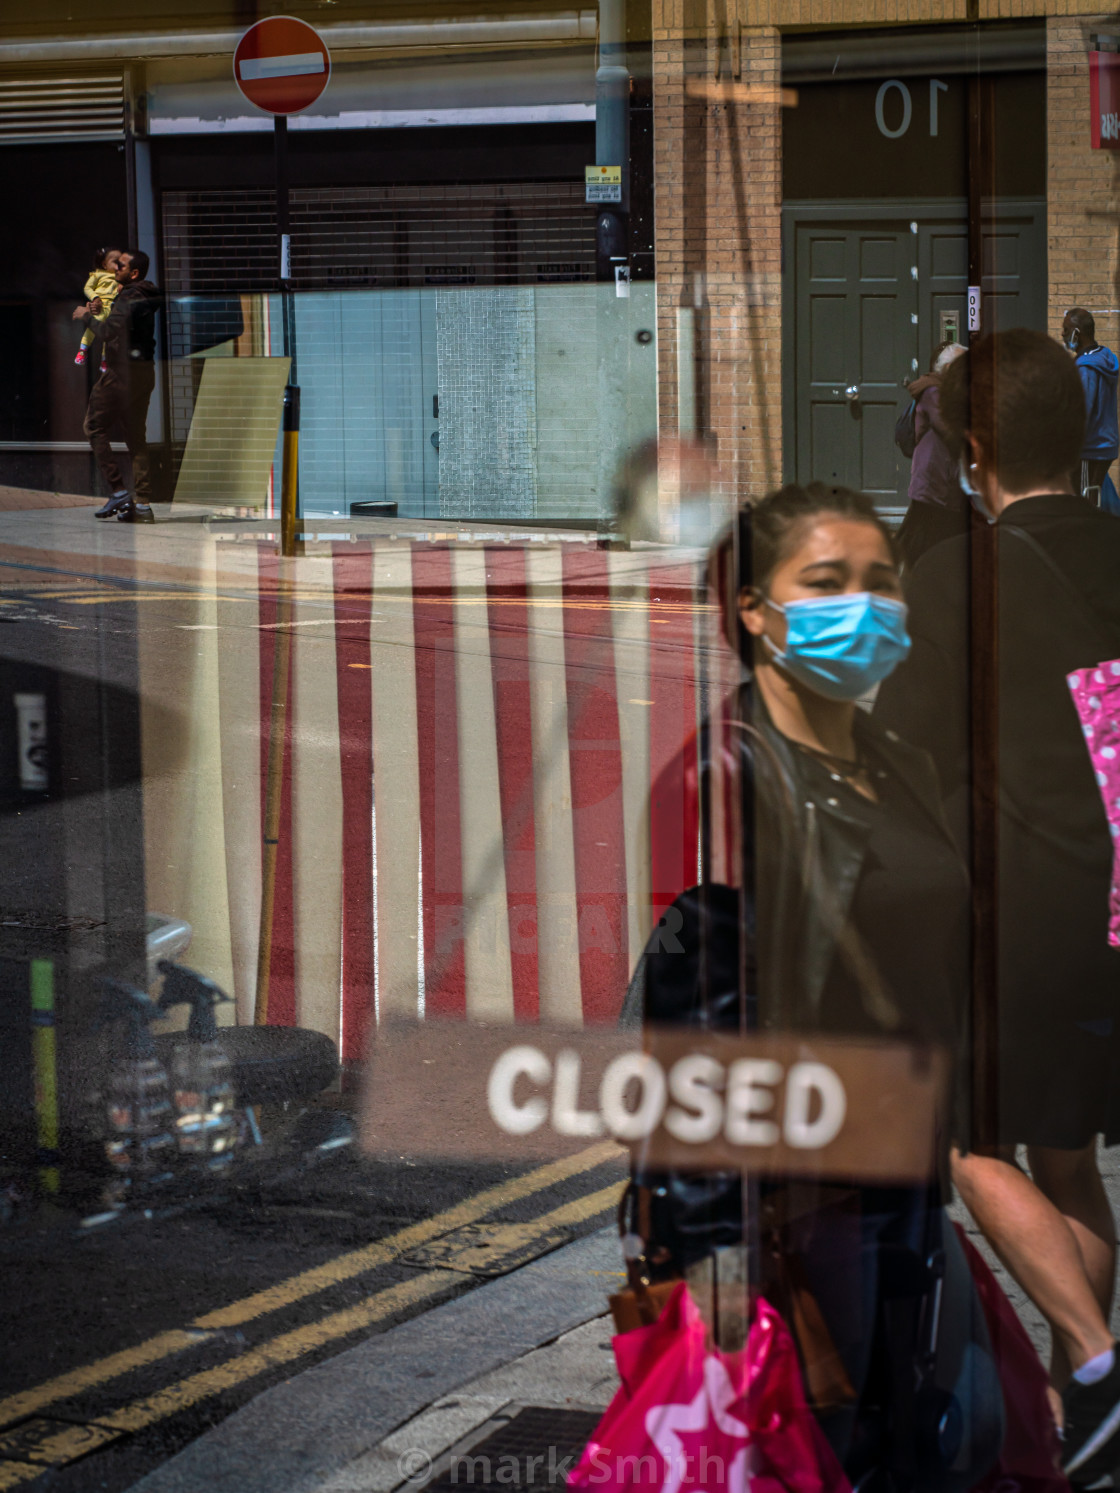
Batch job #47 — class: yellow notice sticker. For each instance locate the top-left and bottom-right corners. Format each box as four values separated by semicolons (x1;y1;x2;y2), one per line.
585;164;622;203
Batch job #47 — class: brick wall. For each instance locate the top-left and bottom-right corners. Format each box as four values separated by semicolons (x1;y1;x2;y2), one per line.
1047;15;1120;359
652;1;1120;528
1048;15;1120;492
653;3;783;525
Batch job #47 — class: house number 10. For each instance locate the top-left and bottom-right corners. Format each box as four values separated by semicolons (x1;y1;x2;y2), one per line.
875;78;949;138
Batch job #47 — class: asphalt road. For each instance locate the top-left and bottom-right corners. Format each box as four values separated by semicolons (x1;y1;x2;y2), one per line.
0;566;626;1492
0;1134;625;1493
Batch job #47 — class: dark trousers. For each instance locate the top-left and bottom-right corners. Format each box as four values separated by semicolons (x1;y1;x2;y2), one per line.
84;362;155;503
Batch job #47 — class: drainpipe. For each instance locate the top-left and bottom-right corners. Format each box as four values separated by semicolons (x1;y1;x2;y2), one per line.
595;0;630;282
596;0;631;540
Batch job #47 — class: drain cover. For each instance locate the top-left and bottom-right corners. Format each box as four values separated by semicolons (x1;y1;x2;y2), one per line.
0;1417;124;1468
422;1406;602;1491
404;1221;573;1277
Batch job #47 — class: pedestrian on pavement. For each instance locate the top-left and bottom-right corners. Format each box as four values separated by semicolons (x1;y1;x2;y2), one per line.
876;328;1120;1487
626;485;1004;1487
80;249;161;524
1063;307;1120;510
894;340;969;570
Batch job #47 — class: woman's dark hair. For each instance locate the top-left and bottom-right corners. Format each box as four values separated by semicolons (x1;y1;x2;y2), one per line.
940;328;1085;493
92;246;120;271
709;482;896;661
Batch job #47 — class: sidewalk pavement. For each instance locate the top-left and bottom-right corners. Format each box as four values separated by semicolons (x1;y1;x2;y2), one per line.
0;487;698;600
126;1168;1120;1493
0;485;98;512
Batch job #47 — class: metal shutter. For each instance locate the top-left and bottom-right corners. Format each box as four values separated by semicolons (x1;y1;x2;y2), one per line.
161;182;594;294
0;76;125;143
293;183;594;288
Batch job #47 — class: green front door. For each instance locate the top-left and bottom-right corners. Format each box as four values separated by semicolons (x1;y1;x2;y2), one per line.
793;220;918;508
787;204;1047;515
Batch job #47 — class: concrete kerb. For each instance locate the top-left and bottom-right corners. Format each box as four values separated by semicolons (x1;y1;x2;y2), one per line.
127;1226;622;1493
0;500;707;601
314;1315;620;1493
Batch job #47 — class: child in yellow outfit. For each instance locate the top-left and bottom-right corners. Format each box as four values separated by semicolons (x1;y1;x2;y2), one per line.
75;247;121;366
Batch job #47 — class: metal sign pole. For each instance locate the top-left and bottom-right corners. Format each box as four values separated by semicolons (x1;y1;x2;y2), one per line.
254;114;299;1027
274;114;299;556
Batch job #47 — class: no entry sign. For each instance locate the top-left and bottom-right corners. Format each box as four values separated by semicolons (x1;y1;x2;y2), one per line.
234;16;330;116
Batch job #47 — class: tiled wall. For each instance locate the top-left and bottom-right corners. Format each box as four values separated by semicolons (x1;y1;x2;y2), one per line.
436;287;539;520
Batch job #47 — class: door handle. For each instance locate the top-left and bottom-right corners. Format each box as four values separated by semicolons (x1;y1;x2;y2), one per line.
845;384;860;403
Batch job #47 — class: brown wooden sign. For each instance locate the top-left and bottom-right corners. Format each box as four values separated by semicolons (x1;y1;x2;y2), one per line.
361;1023;949;1183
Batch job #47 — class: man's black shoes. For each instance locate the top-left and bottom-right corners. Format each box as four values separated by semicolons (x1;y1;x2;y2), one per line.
116;503;155;524
1062;1346;1120;1486
94;493;132;519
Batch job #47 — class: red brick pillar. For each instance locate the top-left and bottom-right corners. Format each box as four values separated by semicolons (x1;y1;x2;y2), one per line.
653;4;783;532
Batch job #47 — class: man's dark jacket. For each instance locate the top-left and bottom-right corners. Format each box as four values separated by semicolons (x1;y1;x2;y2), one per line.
99;279;161;377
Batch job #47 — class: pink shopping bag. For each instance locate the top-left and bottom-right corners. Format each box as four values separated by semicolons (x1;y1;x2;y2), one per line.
958;1228;1069;1493
1067;662;1120;947
568;1283;850;1493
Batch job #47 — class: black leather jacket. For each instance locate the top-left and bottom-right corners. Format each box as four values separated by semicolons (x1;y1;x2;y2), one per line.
630;683;963;1043
627;685;965;1267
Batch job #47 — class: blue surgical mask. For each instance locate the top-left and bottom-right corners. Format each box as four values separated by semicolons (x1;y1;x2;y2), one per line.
958;454;995;523
763;592;911;701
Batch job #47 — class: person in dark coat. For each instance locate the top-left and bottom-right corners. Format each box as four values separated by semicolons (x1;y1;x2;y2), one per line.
876;328;1120;1486
78;249;161;524
895;341;969;570
1064;307;1119;507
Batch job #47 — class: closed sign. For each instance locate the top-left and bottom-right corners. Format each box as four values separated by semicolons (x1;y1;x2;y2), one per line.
362;1024;948;1182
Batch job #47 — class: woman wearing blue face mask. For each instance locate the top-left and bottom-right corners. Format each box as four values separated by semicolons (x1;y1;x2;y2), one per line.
722;481;968;1050
624;484;998;1491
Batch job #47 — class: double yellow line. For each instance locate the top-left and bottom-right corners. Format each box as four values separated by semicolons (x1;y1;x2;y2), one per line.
0;1143;622;1490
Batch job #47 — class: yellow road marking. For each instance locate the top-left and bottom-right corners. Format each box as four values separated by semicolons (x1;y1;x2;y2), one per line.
196;1140;620;1329
0;1179;622;1486
0;1140;621;1429
0;1418;121;1467
106;1186;622;1434
101;1270;460;1436
0;1332;204;1431
0;1462;41;1491
529;1182;621;1232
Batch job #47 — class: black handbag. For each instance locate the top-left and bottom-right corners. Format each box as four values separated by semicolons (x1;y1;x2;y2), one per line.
895;398;918;459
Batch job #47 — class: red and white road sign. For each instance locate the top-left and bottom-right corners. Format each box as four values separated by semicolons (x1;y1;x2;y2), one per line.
233;16;330;116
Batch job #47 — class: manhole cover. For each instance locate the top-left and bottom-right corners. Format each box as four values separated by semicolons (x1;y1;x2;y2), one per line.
0;1417;124;1468
422;1406;602;1491
404;1221;574;1277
